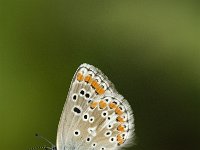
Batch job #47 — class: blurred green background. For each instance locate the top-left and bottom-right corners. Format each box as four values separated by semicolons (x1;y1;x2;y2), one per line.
0;0;200;150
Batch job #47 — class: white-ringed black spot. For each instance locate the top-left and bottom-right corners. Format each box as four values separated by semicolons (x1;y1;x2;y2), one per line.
80;89;85;96
100;147;106;150
109;137;116;143
85;93;90;99
72;106;82;115
89;117;94;123
101;111;108;118
74;130;80;136
92;143;97;147
72;94;78;101
82;113;89;121
104;130;112;137
86;137;91;142
107;124;113;129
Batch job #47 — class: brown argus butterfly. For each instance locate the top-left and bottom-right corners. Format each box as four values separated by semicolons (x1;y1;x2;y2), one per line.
32;64;135;150
56;64;135;150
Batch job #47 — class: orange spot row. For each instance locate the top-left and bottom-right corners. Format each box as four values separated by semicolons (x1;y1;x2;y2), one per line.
77;73;84;81
116;116;125;123
90;101;98;109
117;134;124;145
115;107;123;115
76;73;105;95
96;88;105;95
91;80;99;89
117;124;125;132
99;100;107;109
109;102;117;109
84;75;92;83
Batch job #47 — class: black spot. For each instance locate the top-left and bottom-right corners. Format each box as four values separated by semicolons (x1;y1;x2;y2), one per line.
84;115;88;119
86;137;90;142
113;101;117;104
85;93;90;98
73;107;81;114
73;95;77;100
88;100;92;103
106;132;110;135
90;106;95;109
80;90;85;95
111;138;114;141
108;117;110;120
103;112;107;116
105;99;108;102
108;125;111;128
75;131;79;135
92;143;96;147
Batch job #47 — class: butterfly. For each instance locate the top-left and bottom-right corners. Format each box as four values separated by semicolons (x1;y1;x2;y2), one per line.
34;63;135;150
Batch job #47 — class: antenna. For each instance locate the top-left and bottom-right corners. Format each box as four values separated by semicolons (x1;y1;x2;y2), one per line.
29;133;56;150
29;146;51;150
35;133;54;147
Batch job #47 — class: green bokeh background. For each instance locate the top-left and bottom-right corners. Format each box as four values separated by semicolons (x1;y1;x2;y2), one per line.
0;1;200;150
